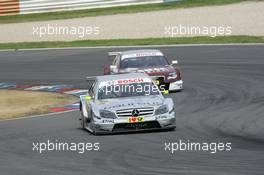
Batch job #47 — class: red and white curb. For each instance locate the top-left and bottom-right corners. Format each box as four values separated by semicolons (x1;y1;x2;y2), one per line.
0;83;87;112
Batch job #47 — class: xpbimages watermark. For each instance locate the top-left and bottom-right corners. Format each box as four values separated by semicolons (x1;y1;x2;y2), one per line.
98;78;167;97
99;83;165;96
164;24;232;37
164;140;232;154
33;24;100;38
32;140;100;154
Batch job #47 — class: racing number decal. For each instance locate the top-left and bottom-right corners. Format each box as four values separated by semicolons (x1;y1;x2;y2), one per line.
128;117;144;123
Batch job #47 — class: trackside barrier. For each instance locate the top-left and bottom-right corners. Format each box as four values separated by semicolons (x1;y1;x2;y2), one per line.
0;0;20;16
0;0;164;16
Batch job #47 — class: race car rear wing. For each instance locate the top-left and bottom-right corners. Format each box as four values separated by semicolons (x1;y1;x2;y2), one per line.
86;76;96;81
108;52;122;57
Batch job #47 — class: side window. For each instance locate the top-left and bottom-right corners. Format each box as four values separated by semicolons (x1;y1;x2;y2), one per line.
113;54;121;66
87;80;95;94
116;56;120;68
113;57;117;65
89;81;97;98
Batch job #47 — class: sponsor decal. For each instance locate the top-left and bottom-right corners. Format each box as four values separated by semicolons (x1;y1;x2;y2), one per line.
136;52;162;57
117;78;144;84
99;78;152;87
102;119;114;124
156;116;168;120
143;67;168;73
122;52;163;59
128;116;144;123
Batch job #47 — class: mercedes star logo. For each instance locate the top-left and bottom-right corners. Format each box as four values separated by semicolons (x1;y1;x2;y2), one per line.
132;109;140;117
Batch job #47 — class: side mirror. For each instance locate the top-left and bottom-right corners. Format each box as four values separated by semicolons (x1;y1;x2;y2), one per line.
85;96;92;101
110;65;118;73
162;90;169;95
171;60;178;66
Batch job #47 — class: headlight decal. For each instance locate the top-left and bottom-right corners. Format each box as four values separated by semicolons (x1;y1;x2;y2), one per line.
169;107;175;114
99;110;117;119
155;104;169;115
167;72;178;80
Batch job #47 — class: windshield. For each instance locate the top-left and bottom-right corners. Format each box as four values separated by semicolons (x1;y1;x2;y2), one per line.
98;82;160;100
120;56;169;69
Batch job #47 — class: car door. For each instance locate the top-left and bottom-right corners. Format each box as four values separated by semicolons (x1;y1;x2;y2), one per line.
87;79;97;115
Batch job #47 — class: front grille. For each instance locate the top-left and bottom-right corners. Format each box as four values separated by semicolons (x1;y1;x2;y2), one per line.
116;107;154;117
113;121;161;132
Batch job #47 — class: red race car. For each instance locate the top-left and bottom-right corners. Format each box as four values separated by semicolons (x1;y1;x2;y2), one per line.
104;49;183;91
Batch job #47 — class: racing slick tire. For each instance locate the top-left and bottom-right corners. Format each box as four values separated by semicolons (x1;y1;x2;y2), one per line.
81;114;86;129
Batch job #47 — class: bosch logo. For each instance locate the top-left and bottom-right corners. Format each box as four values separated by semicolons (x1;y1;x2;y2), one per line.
117;78;144;84
132;109;140;117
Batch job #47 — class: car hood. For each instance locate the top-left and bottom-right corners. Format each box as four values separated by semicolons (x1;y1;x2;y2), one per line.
93;95;164;112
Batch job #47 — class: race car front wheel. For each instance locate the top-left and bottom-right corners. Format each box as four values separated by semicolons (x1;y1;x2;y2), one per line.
81;114;86;129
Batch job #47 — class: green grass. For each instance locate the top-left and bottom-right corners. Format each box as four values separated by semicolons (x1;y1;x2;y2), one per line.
0;36;263;50
0;0;249;24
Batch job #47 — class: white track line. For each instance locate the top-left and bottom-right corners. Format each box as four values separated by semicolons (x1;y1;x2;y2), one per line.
0;43;263;52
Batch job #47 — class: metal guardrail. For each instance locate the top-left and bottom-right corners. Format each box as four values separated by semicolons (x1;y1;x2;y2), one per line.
0;0;163;16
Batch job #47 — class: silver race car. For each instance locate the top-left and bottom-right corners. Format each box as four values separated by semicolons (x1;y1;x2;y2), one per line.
79;73;176;135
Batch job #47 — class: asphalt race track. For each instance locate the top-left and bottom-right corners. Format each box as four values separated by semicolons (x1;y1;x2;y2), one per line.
0;45;264;175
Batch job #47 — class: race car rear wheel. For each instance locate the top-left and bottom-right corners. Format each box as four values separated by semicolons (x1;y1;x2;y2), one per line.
93;131;99;136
